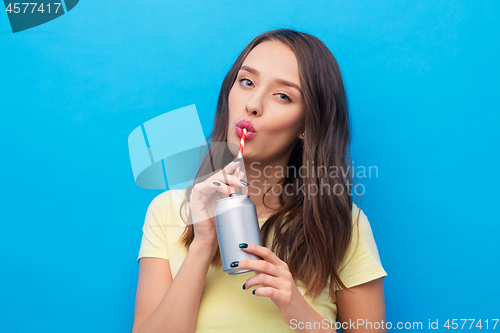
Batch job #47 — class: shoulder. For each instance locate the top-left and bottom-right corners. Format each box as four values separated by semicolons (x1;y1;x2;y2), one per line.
147;189;189;227
337;203;387;290
149;189;187;207
351;202;364;223
348;203;377;249
350;203;373;235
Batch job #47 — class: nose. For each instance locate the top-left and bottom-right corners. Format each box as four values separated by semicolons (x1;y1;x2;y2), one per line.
245;92;263;117
248;109;260;116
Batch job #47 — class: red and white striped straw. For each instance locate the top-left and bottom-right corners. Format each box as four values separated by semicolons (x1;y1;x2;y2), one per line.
230;128;247;195
236;128;246;174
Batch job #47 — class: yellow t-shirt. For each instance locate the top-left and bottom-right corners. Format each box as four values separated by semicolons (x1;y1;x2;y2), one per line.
137;190;387;332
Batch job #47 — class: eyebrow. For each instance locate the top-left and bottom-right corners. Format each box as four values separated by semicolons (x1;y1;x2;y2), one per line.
239;65;302;94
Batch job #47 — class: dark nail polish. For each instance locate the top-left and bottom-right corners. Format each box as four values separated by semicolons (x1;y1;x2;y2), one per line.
252;290;256;295
239;243;248;248
242;283;246;290
230;261;239;268
240;180;248;186
233;157;242;162
213;182;221;186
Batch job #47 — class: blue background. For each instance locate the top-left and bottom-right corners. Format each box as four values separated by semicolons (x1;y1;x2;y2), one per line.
1;1;499;332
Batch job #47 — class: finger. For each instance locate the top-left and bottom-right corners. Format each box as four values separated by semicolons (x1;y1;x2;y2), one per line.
214;173;247;191
252;287;277;298
192;177;234;203
211;180;234;198
219;169;235;194
214;188;245;199
232;258;282;277
244;273;281;290
241;243;287;268
221;162;243;193
223;159;242;175
235;171;248;195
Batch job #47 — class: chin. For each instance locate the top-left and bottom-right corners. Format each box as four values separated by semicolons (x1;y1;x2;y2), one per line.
227;133;240;156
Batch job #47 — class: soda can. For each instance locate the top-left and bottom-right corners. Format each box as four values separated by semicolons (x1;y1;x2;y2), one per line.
215;195;263;275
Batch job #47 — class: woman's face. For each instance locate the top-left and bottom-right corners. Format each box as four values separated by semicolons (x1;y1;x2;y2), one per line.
227;40;305;164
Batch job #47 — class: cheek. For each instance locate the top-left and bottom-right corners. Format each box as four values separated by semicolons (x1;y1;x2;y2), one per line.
228;88;233;102
227;89;239;140
228;85;240;107
227;90;239;120
266;112;303;133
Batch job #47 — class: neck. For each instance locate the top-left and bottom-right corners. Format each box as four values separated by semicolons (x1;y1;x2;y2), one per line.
240;157;290;219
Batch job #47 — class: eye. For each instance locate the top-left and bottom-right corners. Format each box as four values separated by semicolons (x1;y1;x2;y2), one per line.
276;93;292;102
239;78;254;87
239;77;293;103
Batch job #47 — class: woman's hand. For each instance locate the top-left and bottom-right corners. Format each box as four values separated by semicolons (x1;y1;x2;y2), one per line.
235;243;319;326
189;158;246;249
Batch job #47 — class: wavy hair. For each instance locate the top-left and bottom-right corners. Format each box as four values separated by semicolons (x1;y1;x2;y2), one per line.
177;28;361;302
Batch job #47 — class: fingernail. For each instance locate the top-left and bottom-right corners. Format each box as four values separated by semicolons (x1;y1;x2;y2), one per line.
230;261;239;267
213;182;221;186
240;180;248;186
242;283;246;290
233;157;242;162
239;243;248;248
252;290;256;295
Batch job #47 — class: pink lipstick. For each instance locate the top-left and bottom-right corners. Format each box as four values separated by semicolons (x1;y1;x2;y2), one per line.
236;119;256;139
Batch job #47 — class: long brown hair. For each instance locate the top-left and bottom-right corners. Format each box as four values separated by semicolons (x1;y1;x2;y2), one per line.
177;28;361;302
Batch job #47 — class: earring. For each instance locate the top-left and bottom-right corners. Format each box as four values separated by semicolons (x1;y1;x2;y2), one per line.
302;131;305;137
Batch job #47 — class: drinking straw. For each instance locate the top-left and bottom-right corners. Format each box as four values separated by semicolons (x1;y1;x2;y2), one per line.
230;128;247;196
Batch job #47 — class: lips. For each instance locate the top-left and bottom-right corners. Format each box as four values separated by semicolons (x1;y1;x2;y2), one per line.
235;119;256;140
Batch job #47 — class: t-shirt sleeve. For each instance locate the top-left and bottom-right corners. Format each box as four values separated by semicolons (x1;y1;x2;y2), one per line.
337;205;387;290
136;192;171;263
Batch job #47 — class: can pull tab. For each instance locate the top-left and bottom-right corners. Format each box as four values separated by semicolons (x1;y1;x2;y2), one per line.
229;191;242;197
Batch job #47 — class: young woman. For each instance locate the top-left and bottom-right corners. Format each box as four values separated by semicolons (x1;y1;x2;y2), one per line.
132;29;387;333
